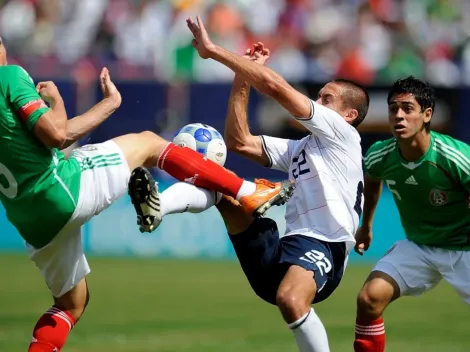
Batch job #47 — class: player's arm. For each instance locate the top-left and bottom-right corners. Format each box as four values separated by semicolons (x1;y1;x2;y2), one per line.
361;173;383;231
6;66;67;149
61;68;121;149
224;75;268;166
187;17;311;119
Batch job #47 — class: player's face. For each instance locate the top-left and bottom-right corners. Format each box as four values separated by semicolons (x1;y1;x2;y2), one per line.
388;93;432;139
0;37;7;66
316;83;357;123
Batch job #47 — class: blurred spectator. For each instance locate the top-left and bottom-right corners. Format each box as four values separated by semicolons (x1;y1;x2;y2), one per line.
0;0;468;86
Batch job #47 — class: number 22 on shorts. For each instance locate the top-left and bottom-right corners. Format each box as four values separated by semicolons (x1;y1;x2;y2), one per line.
300;249;332;275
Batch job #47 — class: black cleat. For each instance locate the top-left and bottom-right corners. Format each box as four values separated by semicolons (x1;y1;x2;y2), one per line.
128;167;162;233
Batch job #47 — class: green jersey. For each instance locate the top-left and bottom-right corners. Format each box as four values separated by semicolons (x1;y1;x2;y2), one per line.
364;131;470;250
0;65;81;248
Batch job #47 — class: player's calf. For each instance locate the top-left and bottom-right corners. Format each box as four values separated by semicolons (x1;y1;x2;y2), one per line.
128;167;162;233
354;271;398;352
29;278;89;352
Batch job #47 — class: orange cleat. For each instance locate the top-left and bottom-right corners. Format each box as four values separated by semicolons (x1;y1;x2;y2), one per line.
239;179;296;218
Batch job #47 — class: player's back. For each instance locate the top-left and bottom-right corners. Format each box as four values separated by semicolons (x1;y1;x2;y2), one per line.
0;65;80;248
264;100;364;251
364;131;470;249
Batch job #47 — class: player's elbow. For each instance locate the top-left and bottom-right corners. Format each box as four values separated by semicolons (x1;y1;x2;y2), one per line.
225;138;245;153
47;130;67;149
261;72;284;97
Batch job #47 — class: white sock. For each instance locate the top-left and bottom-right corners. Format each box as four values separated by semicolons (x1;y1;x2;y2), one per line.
159;182;221;217
287;308;330;352
235;180;256;200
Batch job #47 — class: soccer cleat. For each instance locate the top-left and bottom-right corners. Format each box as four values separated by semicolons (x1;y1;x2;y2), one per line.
239;178;296;218
128;167;162;233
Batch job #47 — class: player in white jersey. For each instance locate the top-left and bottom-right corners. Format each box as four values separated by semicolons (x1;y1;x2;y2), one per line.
130;20;369;351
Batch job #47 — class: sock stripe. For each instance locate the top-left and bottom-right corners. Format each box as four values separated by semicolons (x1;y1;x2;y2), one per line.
355;329;385;336
47;308;75;330
157;143;174;169
355;323;384;330
288;309;312;330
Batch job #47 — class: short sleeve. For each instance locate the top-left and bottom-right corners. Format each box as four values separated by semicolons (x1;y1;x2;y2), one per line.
363;141;395;180
292;99;359;149
6;66;49;131
260;135;297;173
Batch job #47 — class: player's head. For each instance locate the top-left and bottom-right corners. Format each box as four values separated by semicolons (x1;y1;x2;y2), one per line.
387;76;435;139
0;37;7;66
316;78;369;128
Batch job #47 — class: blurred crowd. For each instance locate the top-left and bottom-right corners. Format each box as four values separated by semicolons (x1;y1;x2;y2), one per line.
1;0;470;86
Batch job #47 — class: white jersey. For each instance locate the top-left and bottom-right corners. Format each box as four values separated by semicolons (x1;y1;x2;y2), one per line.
261;100;364;252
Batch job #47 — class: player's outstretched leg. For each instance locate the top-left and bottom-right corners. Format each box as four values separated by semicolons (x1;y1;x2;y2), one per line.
354;271;399;352
112;133;295;222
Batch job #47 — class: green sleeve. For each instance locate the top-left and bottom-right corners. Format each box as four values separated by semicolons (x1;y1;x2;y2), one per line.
454;141;470;193
363;141;387;179
6;65;50;131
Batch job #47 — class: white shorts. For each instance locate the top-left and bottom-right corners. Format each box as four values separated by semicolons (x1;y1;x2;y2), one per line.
373;239;470;304
26;141;130;297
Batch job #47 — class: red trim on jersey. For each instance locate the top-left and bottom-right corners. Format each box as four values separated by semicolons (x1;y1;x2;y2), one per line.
18;99;48;122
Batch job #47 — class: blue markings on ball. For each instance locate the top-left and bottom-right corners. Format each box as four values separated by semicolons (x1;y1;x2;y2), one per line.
194;128;212;142
196;147;207;155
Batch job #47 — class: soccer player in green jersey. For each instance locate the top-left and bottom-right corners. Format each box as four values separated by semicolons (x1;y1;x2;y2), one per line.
0;37;291;351
352;76;470;352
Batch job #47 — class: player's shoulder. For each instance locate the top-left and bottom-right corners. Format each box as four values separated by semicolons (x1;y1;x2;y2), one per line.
431;131;470;174
364;137;396;159
432;131;469;154
0;65;32;83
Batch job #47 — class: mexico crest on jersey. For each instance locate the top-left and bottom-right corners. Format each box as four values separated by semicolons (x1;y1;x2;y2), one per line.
429;189;448;206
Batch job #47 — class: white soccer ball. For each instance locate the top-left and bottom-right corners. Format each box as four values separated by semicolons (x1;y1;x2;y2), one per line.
173;123;227;166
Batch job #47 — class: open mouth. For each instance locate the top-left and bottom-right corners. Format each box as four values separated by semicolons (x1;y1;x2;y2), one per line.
394;125;406;132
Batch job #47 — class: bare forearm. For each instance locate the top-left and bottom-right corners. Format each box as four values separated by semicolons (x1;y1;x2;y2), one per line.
211;46;287;98
225;75;252;147
362;176;383;230
62;98;118;149
49;97;67;132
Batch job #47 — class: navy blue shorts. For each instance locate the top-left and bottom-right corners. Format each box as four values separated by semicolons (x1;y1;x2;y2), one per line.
229;217;347;306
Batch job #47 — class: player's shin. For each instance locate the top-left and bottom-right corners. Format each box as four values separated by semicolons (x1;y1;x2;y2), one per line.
157;143;255;199
288;308;330;352
354;317;385;352
160;182;221;216
28;306;76;352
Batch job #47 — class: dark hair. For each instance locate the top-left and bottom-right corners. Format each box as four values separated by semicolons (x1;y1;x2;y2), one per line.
331;78;370;127
387;76;435;131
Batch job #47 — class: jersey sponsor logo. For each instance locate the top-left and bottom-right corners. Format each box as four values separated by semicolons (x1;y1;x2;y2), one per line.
404;175;418;185
18;99;48;122
429;189;448;206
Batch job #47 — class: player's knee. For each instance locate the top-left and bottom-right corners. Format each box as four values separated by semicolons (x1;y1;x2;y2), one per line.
276;290;310;321
356;286;388;318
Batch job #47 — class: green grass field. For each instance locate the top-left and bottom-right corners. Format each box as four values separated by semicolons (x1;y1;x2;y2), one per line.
0;254;468;352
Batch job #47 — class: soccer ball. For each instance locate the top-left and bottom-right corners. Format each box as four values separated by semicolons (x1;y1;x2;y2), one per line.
173;123;227;166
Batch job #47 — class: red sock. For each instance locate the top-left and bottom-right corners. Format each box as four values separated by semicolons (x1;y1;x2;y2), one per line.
158;143;244;198
28;306;76;352
354;317;385;352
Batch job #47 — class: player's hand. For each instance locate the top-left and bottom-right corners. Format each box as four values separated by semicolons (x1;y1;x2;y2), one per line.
186;15;216;59
243;42;270;66
100;67;121;109
354;226;373;256
36;81;61;104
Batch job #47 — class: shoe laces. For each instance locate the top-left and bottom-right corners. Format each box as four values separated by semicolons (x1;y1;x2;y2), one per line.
255;178;276;188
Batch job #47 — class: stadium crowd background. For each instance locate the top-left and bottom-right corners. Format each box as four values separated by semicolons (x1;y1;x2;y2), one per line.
1;0;470;86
